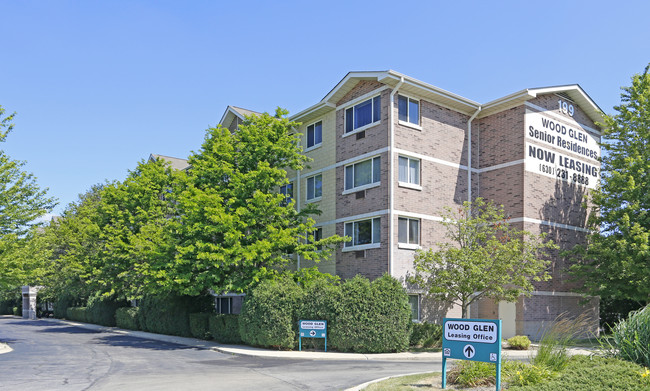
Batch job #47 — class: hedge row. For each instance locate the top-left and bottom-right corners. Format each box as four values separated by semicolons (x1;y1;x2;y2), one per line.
65;294;129;326
239;274;413;353
135;293;213;337
66;307;88;322
0;299;20;315
188;313;242;344
115;307;140;330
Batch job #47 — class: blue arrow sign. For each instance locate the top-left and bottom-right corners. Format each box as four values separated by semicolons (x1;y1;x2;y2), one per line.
442;318;502;390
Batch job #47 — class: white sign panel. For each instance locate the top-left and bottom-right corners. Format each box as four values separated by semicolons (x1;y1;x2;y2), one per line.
444;320;498;344
525;143;599;189
525;109;600;161
300;321;326;330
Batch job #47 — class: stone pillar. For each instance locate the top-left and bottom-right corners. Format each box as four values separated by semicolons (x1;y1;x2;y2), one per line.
21;286;40;320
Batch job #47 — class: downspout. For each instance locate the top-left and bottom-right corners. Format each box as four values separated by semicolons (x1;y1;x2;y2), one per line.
389;77;404;276
465;107;481;318
467;106;482;203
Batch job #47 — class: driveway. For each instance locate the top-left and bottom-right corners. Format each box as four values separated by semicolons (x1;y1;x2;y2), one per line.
0;316;440;390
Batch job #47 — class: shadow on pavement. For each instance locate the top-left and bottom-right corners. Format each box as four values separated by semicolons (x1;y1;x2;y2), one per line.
38;326;101;334
92;334;206;351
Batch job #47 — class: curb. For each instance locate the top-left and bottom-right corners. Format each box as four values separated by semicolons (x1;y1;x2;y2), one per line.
344;371;435;391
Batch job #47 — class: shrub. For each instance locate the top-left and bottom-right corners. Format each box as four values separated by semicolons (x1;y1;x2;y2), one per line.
449;360;553;388
12;306;22;316
532;312;592;372
508;355;650;391
504;361;554;387
605;304;650;367
410;322;442;348
115;307;140;330
508;335;532;350
66;307;88;322
239;276;303;349
209;314;242;344
448;360;496;387
330;274;411;353
85;293;128;327
53;293;77;319
189;313;211;340
137;293;213;337
296;277;340;351
0;298;19;315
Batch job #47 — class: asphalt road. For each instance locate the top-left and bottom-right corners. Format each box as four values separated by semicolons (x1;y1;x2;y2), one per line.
0;316;440;390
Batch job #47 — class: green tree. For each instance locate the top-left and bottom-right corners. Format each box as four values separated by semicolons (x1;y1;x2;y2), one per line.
167;108;344;295
0;106;57;289
87;158;179;299
408;198;556;318
570;64;650;305
37;186;105;303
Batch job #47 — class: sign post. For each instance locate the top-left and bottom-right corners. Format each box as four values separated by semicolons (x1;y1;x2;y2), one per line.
298;320;327;352
442;318;502;390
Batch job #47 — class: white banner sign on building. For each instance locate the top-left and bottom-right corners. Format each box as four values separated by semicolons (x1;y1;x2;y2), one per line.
524;109;600;189
525;109;600;161
525;142;599;189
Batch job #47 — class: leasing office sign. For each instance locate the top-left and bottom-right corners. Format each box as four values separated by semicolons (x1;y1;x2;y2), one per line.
442;318;502;390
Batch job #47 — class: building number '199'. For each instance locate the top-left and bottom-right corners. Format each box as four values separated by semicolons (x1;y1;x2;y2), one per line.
558;99;574;117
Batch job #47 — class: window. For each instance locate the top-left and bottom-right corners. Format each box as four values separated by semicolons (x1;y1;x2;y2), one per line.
398;156;420;185
216;297;232;314
344;217;381;248
398;95;419;125
306;174;322;200
308;227;323;250
307;121;322;148
398;217;420;245
345;157;381;191
345;96;381;133
280;183;293;206
408;295;420;321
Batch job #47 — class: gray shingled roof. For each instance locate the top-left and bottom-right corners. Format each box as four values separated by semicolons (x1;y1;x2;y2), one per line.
149;154;190;170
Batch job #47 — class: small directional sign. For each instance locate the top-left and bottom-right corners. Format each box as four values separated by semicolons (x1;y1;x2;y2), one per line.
298;320;327;352
463;344;475;359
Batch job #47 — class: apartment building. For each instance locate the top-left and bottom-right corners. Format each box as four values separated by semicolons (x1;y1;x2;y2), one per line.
218;70;602;338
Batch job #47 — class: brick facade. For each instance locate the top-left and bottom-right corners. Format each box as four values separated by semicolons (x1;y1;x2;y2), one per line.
220;71;602;337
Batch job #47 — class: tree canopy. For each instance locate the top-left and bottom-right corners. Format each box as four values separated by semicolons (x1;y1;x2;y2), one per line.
0;106;56;237
168;108;343;295
408;198;556;318
6;108;343;303
570;64;650;305
0;106;57;290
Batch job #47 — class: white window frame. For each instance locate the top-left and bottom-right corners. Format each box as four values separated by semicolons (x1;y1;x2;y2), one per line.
408;294;420;322
343;217;381;251
398;155;422;190
343;156;381;194
397;94;422;130
398;217;420;249
305;120;323;151
306;174;322;201
344;95;381;136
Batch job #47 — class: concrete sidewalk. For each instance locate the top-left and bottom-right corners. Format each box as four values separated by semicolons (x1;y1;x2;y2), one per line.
7;316;594;362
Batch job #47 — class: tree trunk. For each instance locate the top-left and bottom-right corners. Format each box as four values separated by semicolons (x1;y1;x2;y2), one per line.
461;302;469;318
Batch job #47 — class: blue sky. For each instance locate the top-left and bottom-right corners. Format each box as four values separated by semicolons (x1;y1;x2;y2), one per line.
1;1;649;215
